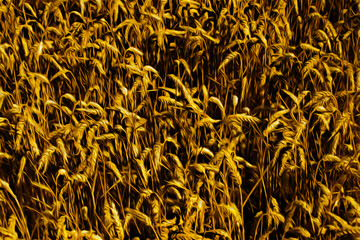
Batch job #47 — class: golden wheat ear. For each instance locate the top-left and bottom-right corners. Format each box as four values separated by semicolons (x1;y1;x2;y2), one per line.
1;0;360;239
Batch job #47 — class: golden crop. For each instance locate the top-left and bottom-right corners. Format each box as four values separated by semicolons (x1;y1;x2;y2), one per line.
0;0;359;239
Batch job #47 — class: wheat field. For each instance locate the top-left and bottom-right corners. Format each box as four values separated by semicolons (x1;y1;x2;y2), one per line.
0;0;360;239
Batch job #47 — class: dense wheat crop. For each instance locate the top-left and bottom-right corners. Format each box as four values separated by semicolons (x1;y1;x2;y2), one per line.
0;0;360;239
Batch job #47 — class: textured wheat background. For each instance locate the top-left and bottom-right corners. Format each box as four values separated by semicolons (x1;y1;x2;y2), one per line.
0;0;360;239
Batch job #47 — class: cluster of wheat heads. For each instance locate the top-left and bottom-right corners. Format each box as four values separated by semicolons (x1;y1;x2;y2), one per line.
0;0;360;239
